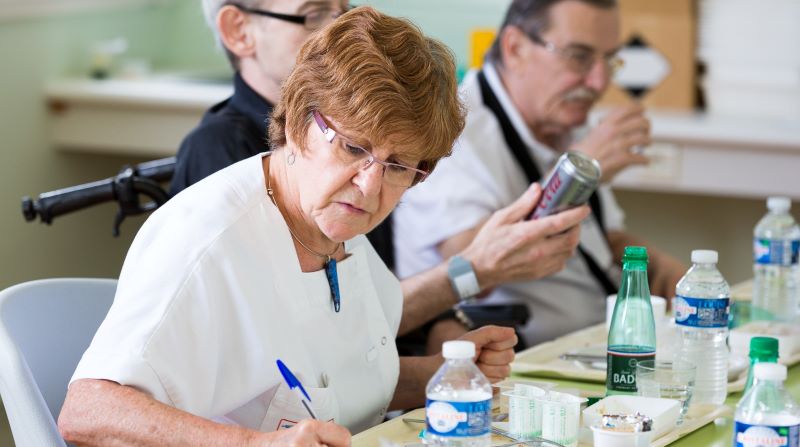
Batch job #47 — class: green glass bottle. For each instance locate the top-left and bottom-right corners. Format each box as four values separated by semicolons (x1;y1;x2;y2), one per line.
606;246;656;395
743;336;779;394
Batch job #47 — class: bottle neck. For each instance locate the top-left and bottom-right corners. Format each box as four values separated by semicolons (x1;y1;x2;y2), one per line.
445;357;473;365
619;266;650;299
754;378;785;390
751;354;779;363
693;262;717;268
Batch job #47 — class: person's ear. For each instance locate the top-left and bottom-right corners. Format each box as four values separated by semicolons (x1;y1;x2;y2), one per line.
499;26;531;72
217;5;256;59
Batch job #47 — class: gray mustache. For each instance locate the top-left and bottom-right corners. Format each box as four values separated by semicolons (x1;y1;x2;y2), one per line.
562;88;599;102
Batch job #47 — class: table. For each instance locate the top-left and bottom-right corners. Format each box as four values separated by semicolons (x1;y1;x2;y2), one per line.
354;364;800;446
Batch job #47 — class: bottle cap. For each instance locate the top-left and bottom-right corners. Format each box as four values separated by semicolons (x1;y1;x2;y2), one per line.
767;196;791;212
691;250;718;264
622;246;648;262
442;340;475;359
754;363;787;382
750;336;779;360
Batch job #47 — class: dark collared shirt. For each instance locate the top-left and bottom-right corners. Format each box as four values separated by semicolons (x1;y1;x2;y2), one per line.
170;72;273;197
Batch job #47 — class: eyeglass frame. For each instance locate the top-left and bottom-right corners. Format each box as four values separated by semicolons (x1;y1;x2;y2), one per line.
229;3;344;31
524;29;624;75
311;110;429;187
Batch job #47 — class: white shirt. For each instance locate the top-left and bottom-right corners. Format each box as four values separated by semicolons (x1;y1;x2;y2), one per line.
394;64;625;346
72;153;401;434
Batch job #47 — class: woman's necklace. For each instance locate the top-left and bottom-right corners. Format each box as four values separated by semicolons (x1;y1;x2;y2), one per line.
266;167;343;312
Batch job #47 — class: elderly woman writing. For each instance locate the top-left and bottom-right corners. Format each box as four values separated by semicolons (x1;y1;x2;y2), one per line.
58;6;585;447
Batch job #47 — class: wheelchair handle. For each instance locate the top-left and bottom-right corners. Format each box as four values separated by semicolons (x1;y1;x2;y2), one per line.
21;157;175;235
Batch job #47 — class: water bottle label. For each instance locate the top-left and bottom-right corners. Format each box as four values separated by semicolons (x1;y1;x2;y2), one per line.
606;350;655;393
426;398;491;438
754;238;800;266
674;295;730;328
734;421;799;447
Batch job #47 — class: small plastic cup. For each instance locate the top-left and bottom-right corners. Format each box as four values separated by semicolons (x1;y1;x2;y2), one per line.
539;391;587;447
503;384;547;440
591;425;652;447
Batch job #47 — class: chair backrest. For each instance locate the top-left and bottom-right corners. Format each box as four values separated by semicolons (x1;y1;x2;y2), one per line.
0;278;116;447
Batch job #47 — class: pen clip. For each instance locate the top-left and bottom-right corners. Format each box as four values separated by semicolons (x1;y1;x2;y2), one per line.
277;359;312;402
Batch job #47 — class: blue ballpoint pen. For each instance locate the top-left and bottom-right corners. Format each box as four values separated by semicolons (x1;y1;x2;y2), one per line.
276;359;319;420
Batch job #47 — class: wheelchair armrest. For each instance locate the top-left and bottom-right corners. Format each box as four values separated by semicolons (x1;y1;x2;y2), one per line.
459;303;530;328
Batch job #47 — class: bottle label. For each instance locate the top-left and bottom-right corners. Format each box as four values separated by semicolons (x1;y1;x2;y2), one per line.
426;398;490;438
754;238;800;266
606;350;655;393
734;421;799;447
674;295;730;328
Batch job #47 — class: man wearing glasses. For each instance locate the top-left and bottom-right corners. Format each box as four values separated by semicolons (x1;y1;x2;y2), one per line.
167;0;590;343
170;0;347;195
394;0;687;347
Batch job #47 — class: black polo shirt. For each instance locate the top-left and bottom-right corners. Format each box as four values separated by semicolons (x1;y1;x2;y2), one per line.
168;71;395;270
169;72;274;197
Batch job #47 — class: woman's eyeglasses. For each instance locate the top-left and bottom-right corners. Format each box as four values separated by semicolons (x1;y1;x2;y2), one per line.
312;111;429;188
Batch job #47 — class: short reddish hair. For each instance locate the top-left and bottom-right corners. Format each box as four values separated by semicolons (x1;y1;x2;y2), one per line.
269;6;465;173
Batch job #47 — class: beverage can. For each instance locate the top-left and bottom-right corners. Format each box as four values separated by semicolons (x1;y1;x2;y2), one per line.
529;151;601;220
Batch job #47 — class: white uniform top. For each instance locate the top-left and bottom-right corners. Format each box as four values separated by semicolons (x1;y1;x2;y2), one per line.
394;64;625;346
72;153;401;434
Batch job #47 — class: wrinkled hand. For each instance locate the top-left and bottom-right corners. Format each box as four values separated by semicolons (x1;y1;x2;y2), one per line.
259;419;351;447
458;326;518;383
572;103;650;182
462;183;590;292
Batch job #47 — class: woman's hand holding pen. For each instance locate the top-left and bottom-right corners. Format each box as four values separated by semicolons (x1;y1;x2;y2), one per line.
254;419;351;447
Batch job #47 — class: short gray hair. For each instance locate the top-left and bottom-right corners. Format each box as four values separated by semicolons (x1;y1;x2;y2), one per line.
486;0;617;67
201;0;266;69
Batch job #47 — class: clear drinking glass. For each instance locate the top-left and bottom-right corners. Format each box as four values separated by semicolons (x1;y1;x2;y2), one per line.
635;360;696;424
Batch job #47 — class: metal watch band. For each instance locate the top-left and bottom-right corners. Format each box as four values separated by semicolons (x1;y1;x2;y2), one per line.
447;255;480;301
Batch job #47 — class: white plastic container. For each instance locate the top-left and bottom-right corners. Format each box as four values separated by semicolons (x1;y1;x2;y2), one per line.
540;392;585;447
583;395;680;441
503;384;547;440
591;425;652;447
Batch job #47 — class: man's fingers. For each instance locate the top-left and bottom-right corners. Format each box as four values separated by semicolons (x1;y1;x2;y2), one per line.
603;103;645;124
461;325;518;351
493;183;542;224
519;205;590;240
617;115;650;137
476;364;512;382
477;347;516;366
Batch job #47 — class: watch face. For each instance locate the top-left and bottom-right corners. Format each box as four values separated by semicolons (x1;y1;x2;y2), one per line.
448;256;480;300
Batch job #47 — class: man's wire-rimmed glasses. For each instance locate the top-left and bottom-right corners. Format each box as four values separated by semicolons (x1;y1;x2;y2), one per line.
312;110;429;188
526;30;624;75
231;3;343;31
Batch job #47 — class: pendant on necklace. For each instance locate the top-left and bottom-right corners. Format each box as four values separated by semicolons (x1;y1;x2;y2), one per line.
324;258;341;312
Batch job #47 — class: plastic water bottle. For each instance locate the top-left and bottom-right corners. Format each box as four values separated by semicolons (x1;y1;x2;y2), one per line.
674;249;729;405
753;196;800;321
606;246;656;396
733;363;800;447
425;341;491;447
744;336;779;395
